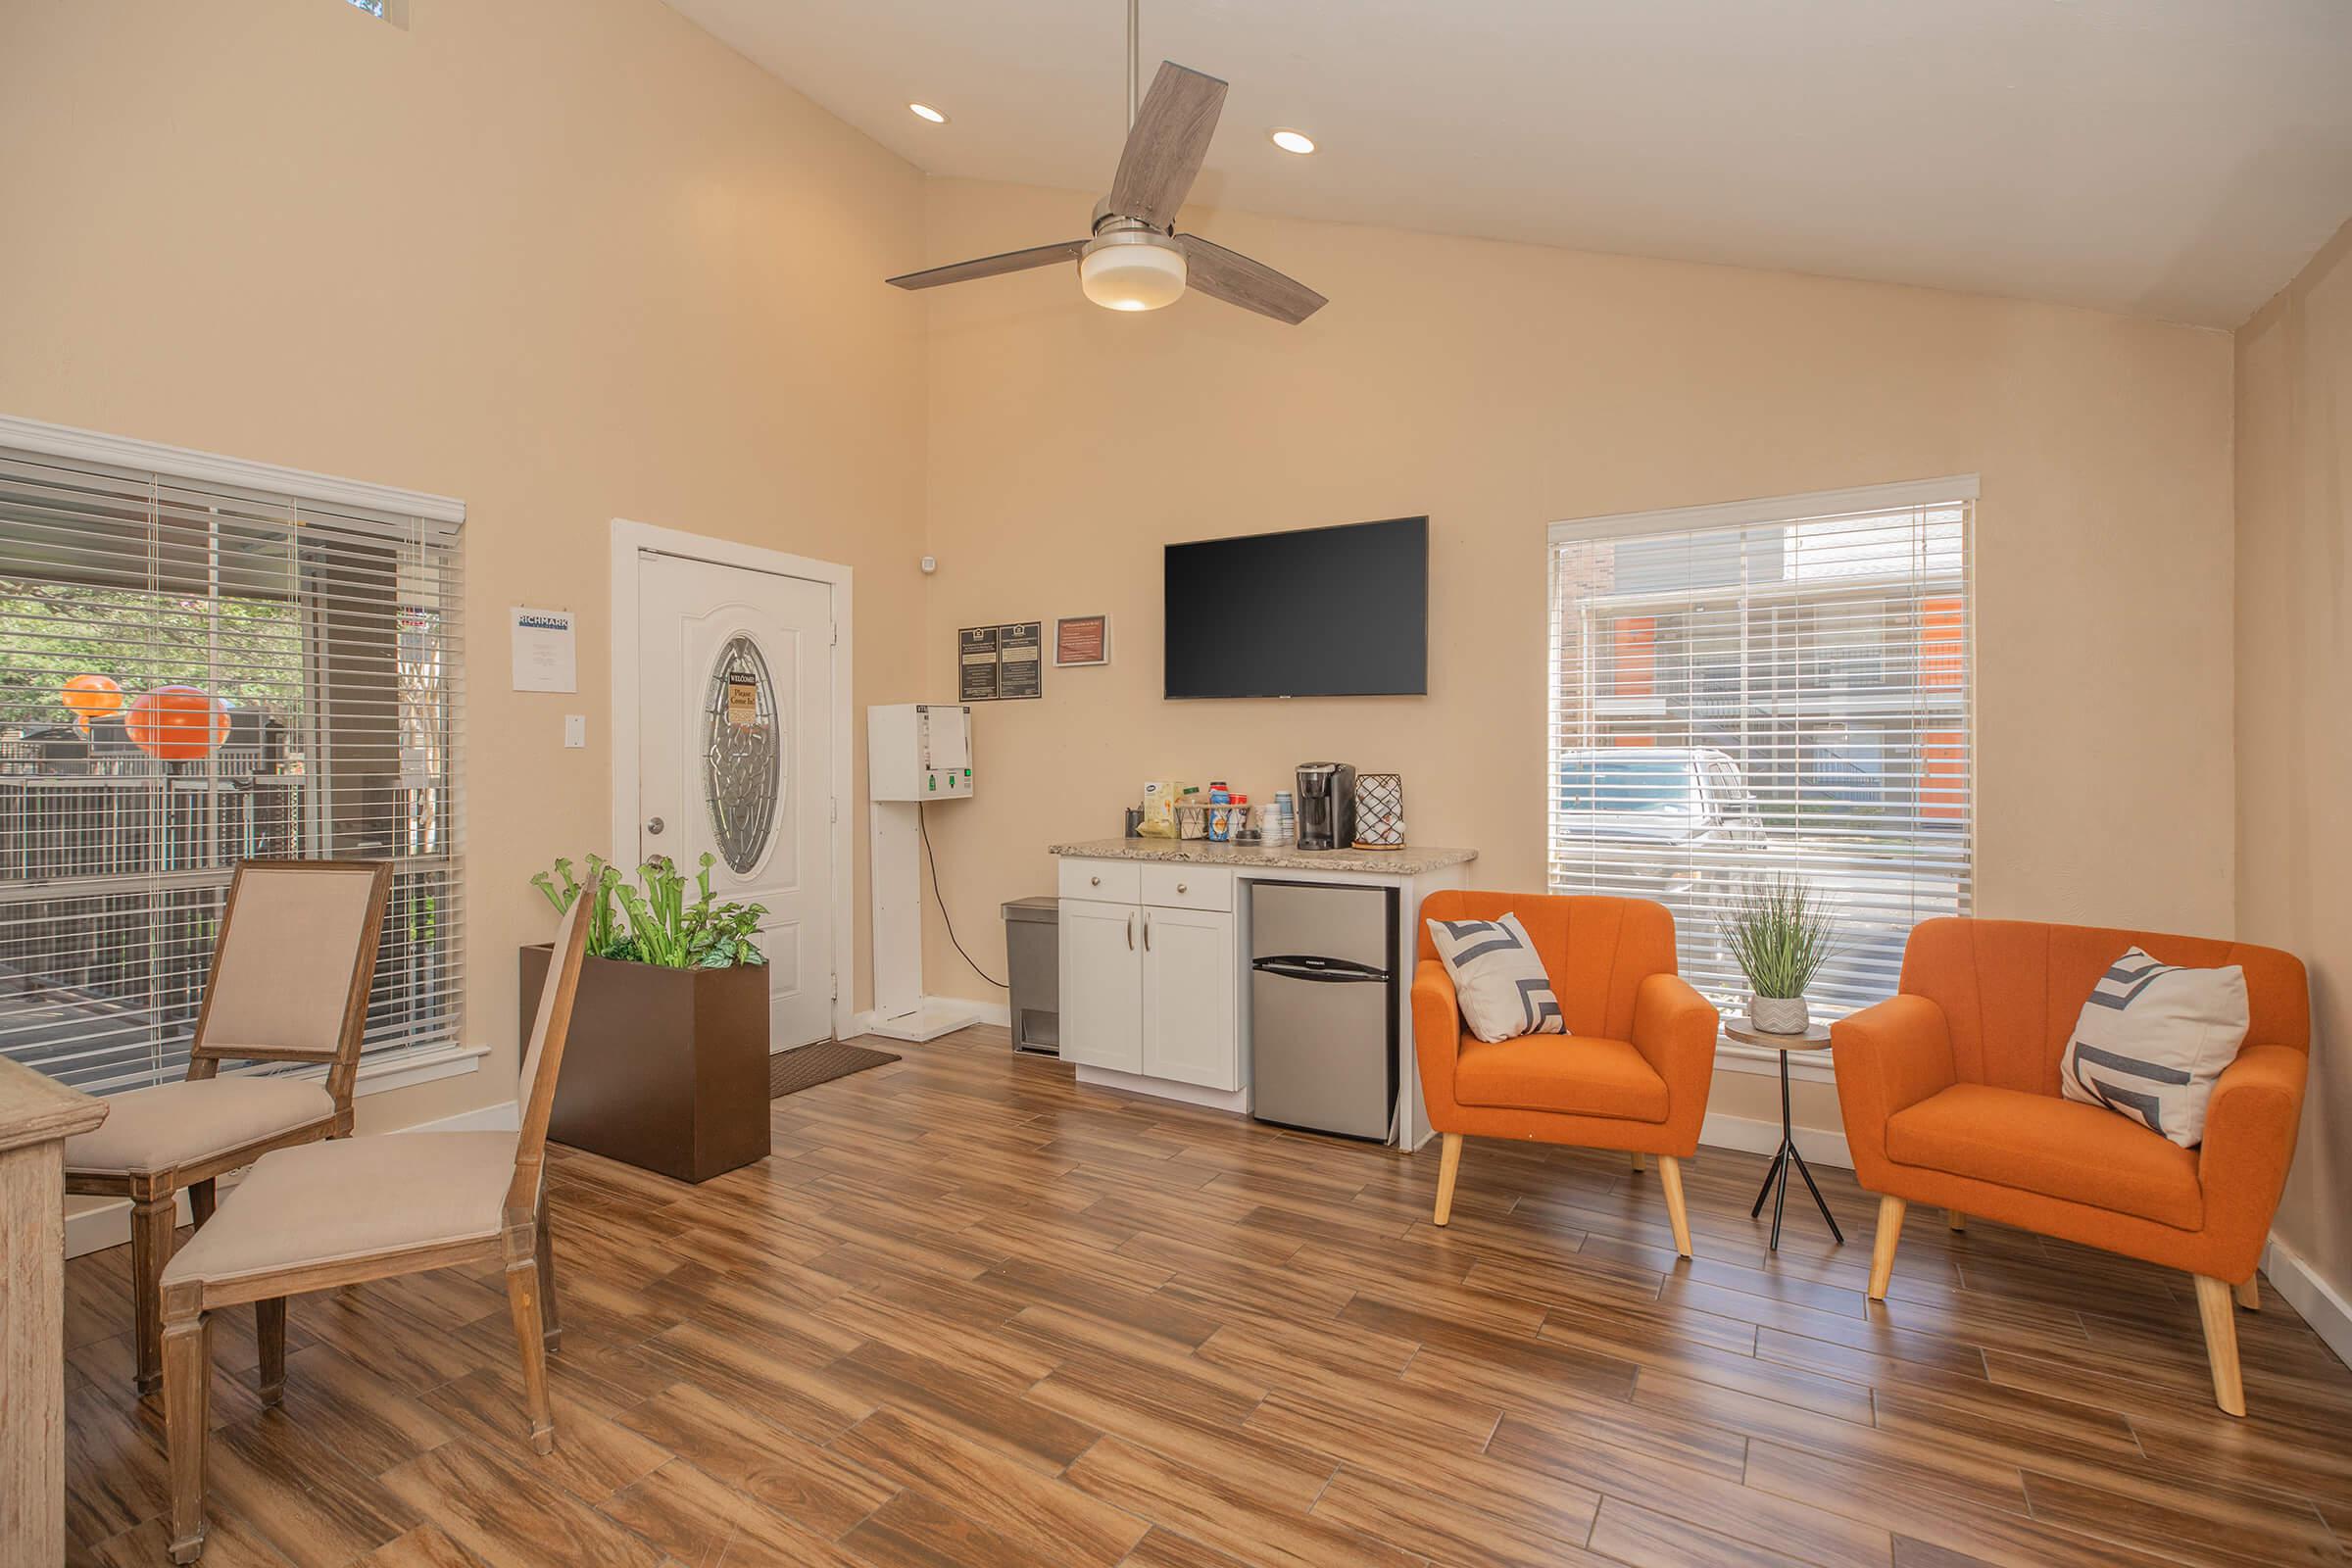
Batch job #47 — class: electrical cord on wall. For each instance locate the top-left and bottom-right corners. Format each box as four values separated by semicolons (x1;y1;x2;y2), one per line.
919;802;1008;989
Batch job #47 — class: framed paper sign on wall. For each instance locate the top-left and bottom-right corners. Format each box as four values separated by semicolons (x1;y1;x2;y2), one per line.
1055;614;1111;667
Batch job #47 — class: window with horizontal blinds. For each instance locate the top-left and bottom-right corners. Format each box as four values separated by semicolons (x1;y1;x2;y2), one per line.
1546;484;1973;1026
0;443;464;1093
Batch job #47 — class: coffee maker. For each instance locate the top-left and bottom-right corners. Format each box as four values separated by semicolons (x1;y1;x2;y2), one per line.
1294;762;1357;851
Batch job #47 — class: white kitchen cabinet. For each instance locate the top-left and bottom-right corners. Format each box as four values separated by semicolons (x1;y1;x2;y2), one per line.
1057;860;1238;1092
1141;904;1239;1090
1058;896;1144;1074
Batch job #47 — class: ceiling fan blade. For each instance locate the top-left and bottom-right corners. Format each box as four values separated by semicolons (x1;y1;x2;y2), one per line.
1106;62;1229;229
886;240;1087;291
1175;235;1327;324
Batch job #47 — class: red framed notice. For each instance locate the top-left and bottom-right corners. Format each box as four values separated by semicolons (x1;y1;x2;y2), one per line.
1054;614;1111;666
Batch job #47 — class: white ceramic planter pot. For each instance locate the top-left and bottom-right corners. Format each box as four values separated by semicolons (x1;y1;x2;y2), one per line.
1747;994;1810;1035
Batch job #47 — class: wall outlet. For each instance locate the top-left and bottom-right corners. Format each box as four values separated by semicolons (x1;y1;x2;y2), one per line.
564;714;586;749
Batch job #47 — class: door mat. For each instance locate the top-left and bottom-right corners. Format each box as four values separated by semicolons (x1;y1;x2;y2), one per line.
769;1040;901;1099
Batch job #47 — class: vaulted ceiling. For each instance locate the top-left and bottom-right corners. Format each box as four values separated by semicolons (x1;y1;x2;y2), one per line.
666;0;2352;327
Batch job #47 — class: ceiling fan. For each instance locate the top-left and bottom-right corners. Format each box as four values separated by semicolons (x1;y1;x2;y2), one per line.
884;6;1326;324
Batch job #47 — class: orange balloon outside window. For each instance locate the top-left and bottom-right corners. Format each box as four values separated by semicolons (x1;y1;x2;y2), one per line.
124;685;229;760
62;673;125;731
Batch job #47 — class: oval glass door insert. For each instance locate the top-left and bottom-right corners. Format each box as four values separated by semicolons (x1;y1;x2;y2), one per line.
704;634;781;873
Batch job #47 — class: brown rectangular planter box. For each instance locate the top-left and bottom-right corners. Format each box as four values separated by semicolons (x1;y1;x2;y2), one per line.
518;946;771;1184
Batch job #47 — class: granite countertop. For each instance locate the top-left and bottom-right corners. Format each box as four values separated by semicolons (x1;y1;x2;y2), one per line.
1050;836;1479;877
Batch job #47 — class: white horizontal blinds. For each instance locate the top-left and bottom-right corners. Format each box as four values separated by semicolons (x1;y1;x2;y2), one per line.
0;445;465;1092
1547;493;1973;1024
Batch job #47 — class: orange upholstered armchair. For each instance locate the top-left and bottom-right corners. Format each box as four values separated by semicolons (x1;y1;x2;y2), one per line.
1414;892;1721;1255
1834;917;2309;1416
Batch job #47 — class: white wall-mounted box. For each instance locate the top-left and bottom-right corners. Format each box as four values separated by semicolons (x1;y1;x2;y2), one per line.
868;703;973;801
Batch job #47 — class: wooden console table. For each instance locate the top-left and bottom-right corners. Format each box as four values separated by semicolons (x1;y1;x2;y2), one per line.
0;1057;108;1566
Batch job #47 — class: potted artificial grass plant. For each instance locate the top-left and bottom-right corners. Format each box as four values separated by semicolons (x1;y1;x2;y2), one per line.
521;854;772;1182
1723;874;1837;1036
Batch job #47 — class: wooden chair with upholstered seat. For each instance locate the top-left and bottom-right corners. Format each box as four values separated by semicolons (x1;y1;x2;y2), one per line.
1833;916;2309;1416
1413;891;1722;1255
158;889;592;1564
62;858;392;1396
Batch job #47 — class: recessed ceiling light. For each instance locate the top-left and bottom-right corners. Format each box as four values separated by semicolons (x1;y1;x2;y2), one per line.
908;103;949;124
1270;129;1315;155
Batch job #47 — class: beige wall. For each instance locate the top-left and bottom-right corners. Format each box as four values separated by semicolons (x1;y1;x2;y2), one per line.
914;178;2238;1140
2235;217;2352;1304
0;0;929;1133
0;6;2261;1157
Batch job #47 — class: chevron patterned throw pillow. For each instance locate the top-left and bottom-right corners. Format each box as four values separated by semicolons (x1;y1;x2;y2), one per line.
1426;913;1568;1044
2059;947;2249;1149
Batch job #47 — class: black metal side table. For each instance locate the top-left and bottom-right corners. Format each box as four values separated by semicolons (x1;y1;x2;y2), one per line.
1724;1019;1841;1250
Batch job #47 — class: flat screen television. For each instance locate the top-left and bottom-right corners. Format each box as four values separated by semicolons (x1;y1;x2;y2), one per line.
1164;515;1428;699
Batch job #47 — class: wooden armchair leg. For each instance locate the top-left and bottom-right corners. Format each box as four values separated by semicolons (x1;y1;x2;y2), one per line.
255;1298;287;1406
2233;1274;2261;1311
1867;1196;1906;1300
1630;1151;1645;1173
1656;1154;1692;1258
2194;1274;2247;1416
187;1178;218;1228
1433;1133;1463;1227
162;1289;212;1563
534;1197;563;1352
1947;1209;1966;1232
131;1191;176;1396
503;1248;557;1454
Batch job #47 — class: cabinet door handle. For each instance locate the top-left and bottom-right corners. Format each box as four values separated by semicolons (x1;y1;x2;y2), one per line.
1175;881;1188;894
1090;874;1102;887
1126;910;1136;951
1143;911;1152;951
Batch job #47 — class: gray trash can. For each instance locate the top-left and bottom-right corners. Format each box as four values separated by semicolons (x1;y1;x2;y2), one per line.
1002;896;1060;1055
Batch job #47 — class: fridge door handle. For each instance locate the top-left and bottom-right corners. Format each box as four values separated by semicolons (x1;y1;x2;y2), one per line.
1251;955;1389;984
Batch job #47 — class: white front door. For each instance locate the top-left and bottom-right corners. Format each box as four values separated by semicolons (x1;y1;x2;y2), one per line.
636;551;836;1050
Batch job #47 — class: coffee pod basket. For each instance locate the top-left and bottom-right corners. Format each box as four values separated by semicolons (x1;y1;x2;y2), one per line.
1352;772;1405;850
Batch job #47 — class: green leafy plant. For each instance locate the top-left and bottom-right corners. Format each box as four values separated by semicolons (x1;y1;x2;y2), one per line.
530;855;627;958
1720;874;1836;1000
531;853;765;969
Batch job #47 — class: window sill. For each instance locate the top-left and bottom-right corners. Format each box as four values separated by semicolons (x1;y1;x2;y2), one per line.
270;1040;490;1099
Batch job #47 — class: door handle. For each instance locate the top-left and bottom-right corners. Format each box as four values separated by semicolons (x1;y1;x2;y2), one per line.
1143;911;1152;952
1126;910;1136;951
646;816;665;836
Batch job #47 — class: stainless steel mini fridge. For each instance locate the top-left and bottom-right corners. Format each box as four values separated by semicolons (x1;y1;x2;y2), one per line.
1249;881;1398;1140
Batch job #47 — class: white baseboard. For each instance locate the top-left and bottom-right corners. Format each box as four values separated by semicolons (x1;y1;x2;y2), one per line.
63;1097;522;1260
2263;1232;2352;1371
424;1099;521;1134
847;997;1008;1040
1698;1109;1853;1170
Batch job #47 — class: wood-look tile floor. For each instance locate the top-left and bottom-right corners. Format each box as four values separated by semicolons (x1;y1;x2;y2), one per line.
60;1025;2352;1568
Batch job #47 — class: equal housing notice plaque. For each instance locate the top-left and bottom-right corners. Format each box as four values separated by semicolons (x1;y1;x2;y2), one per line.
957;625;1000;702
957;621;1044;701
996;620;1043;700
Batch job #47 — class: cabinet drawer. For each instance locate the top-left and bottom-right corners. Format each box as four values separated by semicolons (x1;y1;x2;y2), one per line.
1141;863;1232;912
1059;858;1141;905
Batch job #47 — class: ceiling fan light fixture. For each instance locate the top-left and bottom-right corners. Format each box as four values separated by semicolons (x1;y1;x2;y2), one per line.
907;102;948;123
1079;231;1187;313
1269;128;1315;155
